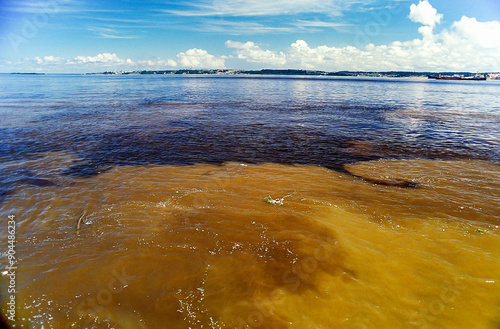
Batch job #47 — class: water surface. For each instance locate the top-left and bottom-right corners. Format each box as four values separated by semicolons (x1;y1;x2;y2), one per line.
0;74;499;328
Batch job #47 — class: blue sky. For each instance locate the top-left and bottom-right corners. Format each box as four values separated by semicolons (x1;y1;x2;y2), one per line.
0;0;499;72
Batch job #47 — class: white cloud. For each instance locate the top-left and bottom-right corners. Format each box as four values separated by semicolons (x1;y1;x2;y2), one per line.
167;0;368;17
1;49;226;73
224;3;500;72
188;18;348;35
451;16;500;49
24;55;64;66
43;55;62;62
177;48;226;69
1;53;178;73
69;53;180;71
191;19;349;35
293;20;349;29
195;20;298;34
74;53;134;65
136;58;178;69
4;0;79;14
225;40;287;66
226;17;500;71
87;27;138;39
408;0;443;28
2;1;500;73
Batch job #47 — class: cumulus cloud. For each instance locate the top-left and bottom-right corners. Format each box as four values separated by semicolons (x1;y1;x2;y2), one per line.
450;16;500;49
136;58;178;69
2;48;226;72
74;53;135;65
177;48;226;69
225;41;287;66
225;3;500;72
2;53;180;73
2;1;499;73
43;55;63;63
16;55;64;67
409;0;443;28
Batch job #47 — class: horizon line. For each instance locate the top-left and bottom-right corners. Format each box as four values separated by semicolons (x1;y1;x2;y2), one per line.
3;69;499;76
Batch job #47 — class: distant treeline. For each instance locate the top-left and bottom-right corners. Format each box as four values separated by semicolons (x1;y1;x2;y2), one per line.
10;72;46;75
99;69;488;78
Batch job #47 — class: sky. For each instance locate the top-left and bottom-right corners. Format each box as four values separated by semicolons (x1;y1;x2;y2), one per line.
0;0;499;73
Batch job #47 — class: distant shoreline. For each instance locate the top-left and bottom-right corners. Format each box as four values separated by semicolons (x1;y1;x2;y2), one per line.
9;72;46;75
6;70;500;79
93;69;500;80
96;69;498;79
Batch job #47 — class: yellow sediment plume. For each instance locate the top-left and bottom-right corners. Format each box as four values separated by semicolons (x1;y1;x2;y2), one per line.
1;156;499;328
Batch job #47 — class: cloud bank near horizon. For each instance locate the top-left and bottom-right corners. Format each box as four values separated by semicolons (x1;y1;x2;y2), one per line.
2;0;499;73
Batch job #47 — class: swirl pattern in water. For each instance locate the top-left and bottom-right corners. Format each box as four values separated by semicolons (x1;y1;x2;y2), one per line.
0;74;499;328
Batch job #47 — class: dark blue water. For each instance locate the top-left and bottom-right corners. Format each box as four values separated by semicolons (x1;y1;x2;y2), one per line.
1;74;499;185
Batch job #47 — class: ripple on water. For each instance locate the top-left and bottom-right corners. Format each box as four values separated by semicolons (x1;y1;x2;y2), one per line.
0;158;499;328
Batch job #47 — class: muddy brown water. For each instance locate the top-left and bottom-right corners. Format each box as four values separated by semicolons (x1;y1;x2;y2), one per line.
1;154;499;328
